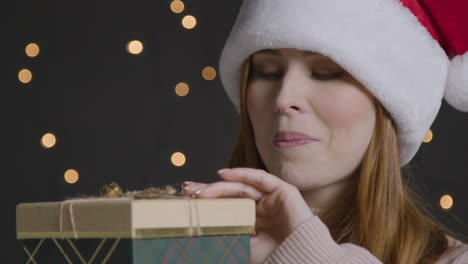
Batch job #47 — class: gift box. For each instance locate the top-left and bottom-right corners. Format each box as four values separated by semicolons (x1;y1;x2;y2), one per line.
16;197;255;263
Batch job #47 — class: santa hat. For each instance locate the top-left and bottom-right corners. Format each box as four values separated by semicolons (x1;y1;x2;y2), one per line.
218;0;468;167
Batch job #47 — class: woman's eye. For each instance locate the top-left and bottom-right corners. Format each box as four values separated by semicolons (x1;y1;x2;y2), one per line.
253;71;344;80
253;71;282;80
312;71;344;80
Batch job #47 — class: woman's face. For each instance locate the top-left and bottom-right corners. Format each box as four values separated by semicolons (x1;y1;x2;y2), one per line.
247;48;376;208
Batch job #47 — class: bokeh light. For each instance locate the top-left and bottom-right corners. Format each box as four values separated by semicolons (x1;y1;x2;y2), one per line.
170;0;185;13
423;130;433;143
202;66;217;81
440;194;453;210
18;69;33;83
41;133;57;149
175;82;190;96
25;43;40;57
171;152;186;167
182;15;197;29
126;40;144;55
64;169;79;184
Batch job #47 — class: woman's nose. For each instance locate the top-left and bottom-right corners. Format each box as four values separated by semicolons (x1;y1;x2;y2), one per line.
274;100;301;114
274;74;305;114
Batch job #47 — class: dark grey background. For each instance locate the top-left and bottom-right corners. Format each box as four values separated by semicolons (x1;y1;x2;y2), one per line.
4;0;468;262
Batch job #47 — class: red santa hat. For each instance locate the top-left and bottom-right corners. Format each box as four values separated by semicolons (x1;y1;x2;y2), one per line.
218;0;468;167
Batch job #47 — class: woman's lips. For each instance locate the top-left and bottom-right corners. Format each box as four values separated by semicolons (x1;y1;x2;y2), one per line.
274;140;314;148
273;131;318;148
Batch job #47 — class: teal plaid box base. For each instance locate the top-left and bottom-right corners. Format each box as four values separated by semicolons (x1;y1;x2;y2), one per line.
21;234;251;263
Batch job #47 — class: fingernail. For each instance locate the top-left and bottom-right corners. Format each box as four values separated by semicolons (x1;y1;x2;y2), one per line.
218;168;231;174
183;183;202;193
194;185;209;195
182;181;197;189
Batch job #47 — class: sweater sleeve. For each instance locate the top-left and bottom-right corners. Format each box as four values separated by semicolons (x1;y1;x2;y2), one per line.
436;237;468;264
263;214;383;264
263;214;468;264
446;250;468;264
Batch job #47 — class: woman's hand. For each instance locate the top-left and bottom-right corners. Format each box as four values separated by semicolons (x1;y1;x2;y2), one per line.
182;167;313;264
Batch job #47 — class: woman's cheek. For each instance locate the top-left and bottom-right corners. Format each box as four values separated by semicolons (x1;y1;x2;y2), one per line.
247;86;271;121
324;87;376;158
319;87;374;127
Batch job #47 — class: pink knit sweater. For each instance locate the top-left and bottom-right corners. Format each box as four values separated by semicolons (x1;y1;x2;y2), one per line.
264;207;468;263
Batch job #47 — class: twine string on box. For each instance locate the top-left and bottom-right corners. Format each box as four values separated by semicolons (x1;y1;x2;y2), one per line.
58;183;203;239
69;202;77;239
59;202;64;239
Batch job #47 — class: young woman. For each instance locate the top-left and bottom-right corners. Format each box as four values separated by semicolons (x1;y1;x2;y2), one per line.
182;0;468;263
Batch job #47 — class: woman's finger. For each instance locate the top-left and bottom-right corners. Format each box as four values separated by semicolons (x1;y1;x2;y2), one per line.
217;168;292;194
254;216;271;232
186;181;264;201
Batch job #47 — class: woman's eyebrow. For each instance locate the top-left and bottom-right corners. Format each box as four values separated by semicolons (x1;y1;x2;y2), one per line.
254;49;319;57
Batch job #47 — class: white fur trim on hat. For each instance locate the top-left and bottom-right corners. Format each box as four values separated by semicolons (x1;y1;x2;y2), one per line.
444;52;468;112
219;0;450;167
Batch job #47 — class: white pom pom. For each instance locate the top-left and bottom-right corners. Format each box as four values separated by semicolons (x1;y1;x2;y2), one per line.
444;52;468;112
